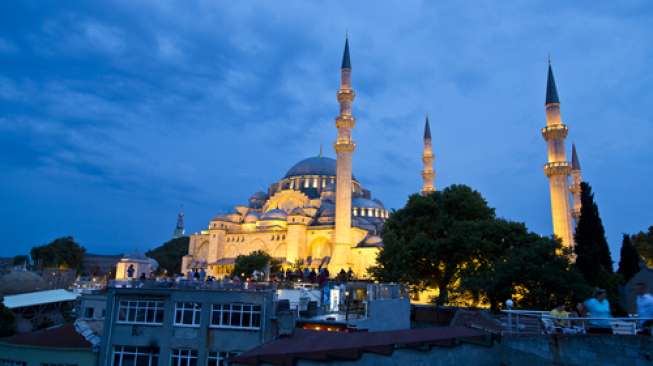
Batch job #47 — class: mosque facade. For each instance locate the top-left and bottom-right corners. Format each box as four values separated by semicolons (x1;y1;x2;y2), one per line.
182;39;394;278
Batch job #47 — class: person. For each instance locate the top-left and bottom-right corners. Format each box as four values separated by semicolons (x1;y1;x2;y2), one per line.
309;269;317;283
578;288;612;333
549;304;570;327
139;272;146;281
199;268;206;282
126;264;135;279
635;282;653;334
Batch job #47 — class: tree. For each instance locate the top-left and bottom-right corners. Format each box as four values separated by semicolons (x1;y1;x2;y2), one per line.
12;255;29;268
232;250;277;278
30;236;85;272
617;234;640;282
371;185;495;305
0;302;15;337
459;219;590;310
632;226;653;267
146;236;189;275
574;182;614;286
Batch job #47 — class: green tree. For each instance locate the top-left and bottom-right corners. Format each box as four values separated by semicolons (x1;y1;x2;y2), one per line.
631;226;653;267
617;234;640;283
12;255;29;268
0;302;15;337
30;236;85;272
232;250;277;278
459;219;590;310
146;236;189;275
574;182;614;285
371;185;495;305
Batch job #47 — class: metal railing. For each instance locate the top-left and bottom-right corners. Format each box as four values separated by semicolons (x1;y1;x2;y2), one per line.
500;310;653;336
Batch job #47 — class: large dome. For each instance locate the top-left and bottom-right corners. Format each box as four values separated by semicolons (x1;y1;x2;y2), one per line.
284;157;337;178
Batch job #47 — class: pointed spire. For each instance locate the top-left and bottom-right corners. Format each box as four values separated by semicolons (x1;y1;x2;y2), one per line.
341;35;351;69
423;114;431;141
546;60;560;104
319;144;323;157
571;143;581;170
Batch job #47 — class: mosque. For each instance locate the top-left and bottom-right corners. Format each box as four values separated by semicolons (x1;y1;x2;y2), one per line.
181;38;434;279
181;38;585;278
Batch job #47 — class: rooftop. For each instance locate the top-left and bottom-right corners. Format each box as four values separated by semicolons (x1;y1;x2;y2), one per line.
232;326;488;365
3;289;80;309
0;323;92;349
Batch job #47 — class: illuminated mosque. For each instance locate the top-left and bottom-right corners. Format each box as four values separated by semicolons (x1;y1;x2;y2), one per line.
182;38;435;278
181;37;585;278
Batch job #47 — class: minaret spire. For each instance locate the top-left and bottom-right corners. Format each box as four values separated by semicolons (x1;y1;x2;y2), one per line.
173;206;185;239
569;143;583;226
331;35;356;273
541;60;574;250
420;114;435;195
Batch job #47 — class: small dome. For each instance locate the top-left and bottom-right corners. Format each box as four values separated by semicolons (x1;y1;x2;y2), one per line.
244;212;260;223
289;207;308;216
317;202;335;217
250;191;267;199
365;235;383;245
122;252;148;261
0;271;47;295
261;209;288;220
211;214;229;222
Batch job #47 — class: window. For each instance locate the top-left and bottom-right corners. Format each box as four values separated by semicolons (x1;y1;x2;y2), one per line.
207;352;240;366
174;302;201;327
111;346;159;366
289;180;294;189
83;307;95;319
117;300;164;325
312;178;318;188
0;360;26;366
170;349;197;366
210;303;261;329
303;178;309;188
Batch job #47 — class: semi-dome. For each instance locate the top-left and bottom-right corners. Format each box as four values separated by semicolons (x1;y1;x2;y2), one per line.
261;209;288;220
284;157;337;178
244;211;260;223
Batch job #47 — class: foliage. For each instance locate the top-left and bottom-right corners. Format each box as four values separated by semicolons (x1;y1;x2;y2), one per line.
12;255;29;267
0;302;15;337
617;234;640;283
370;185;495;305
146;236;189;275
573;182;614;286
458;220;590;310
632;226;653;267
30;236;85;272
232;250;278;278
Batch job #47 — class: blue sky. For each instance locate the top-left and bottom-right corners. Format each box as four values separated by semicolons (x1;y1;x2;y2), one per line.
1;1;652;262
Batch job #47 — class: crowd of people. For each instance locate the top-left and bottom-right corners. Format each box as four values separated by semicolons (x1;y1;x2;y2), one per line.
548;283;653;335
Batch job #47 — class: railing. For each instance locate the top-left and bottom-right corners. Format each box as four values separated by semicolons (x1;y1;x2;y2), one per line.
500;310;653;336
107;279;274;291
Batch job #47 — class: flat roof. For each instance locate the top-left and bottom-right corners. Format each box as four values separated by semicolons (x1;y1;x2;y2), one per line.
3;289;80;309
0;323;91;349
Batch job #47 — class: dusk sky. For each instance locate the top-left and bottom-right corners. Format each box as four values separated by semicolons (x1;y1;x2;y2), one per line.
1;1;651;262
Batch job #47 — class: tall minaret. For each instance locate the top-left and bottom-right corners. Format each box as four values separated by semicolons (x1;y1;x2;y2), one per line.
332;36;356;271
542;61;574;249
172;208;185;239
421;115;436;195
569;144;583;227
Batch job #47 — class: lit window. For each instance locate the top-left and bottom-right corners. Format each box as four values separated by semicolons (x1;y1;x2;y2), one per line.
353;208;358;216
210;303;261;329
289;180;294;189
174;302;201;327
111;346;159;366
117;300;164;325
170;349;197;366
304;178;309;188
360;209;365;217
321;179;326;188
312;178;318;188
207;351;240;366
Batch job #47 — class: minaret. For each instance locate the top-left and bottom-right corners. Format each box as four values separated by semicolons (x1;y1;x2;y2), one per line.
421;115;436;195
569;144;583;227
332;36;356;271
172;209;185;239
542;61;574;249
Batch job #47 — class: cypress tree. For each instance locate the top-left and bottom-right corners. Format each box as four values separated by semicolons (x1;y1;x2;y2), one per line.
574;182;614;286
617;234;640;282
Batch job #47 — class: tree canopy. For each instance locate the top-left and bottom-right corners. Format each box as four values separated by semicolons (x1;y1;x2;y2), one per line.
30;236;85;272
617;234;640;282
232;250;278;279
146;236;189;275
370;184;589;309
0;302;15;337
632;226;653;267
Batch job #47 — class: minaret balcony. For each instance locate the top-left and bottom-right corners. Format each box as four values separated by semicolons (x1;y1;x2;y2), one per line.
334;142;356;153
541;124;568;141
337;89;355;102
543;161;570;177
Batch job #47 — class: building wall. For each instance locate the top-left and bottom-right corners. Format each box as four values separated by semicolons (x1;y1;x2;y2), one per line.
0;343;96;366
99;288;275;366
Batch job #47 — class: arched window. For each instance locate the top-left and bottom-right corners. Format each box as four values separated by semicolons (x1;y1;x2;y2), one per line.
304;178;310;188
312;177;318;188
289;180;294;189
352;208;358;216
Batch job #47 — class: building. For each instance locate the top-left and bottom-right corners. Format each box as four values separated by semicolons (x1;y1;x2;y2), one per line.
115;253;158;280
183;38;393;279
0;322;98;366
98;284;276;366
542;62;583;250
2;289;80;333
